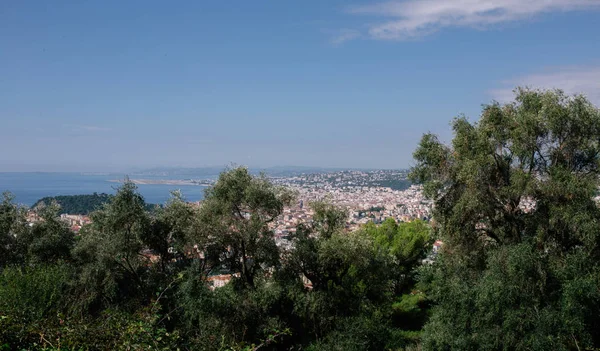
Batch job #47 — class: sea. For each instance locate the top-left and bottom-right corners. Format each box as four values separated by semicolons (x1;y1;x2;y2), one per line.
0;172;208;207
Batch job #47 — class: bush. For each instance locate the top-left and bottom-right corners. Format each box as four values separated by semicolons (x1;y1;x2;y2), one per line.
0;264;73;348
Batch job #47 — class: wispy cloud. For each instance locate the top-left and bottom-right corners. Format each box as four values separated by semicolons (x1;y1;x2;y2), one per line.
344;0;600;40
63;124;112;133
330;29;362;45
489;65;600;104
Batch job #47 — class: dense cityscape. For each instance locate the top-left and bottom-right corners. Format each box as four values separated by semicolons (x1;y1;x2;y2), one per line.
270;170;432;248
25;169;433;238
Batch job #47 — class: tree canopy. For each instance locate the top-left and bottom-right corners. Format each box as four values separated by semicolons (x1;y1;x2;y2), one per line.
412;88;600;350
0;166;431;350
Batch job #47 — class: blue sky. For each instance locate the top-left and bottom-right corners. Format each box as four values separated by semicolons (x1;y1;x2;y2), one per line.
1;0;600;171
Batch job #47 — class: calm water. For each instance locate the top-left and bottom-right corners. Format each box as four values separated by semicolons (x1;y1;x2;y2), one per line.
0;173;206;207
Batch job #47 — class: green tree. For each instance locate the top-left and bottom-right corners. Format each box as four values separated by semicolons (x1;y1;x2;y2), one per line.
364;218;431;291
0;192;28;267
284;201;349;292
24;201;75;264
362;218;431;333
411;88;600;350
1;194;74;267
72;179;152;311
145;190;199;272
284;202;395;345
196;166;293;288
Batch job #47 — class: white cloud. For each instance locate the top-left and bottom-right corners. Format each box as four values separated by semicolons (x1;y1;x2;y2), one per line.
489;66;600;104
345;0;600;40
330;29;362;45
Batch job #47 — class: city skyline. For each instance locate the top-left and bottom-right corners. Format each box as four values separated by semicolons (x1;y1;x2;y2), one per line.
2;1;600;171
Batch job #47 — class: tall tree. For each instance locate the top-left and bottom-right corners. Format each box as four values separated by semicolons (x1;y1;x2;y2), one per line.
411;88;600;350
284;202;394;339
26;200;74;264
145;190;199;272
197;166;294;288
285;201;351;291
363;218;430;292
72;179;151;310
0;192;28;267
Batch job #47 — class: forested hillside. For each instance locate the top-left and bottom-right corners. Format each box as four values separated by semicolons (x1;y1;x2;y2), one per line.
1;89;600;350
32;193;112;214
32;193;157;214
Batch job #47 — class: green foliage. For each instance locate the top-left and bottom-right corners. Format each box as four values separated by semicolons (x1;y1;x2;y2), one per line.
368;206;385;212
1;168;428;350
420;243;600;350
197;166;294;288
308;201;348;238
0;264;71;321
181;279;292;349
281;201;415;348
33;193;113;215
392;292;428;331
71;179;152;311
1;305;182;350
1;192;75;266
32;193;158;215
361;218;432;334
374;179;412;191
363;218;431;294
365;218;431;269
145;190;199;271
305;313;394;351
412;88;600;350
25;201;75;264
0;191;28;266
0;264;73;347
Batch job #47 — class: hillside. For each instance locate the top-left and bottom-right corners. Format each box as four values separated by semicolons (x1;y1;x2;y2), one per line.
32;193;157;214
32;193;112;214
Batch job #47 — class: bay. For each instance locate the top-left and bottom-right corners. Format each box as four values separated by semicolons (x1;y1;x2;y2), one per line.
0;172;207;207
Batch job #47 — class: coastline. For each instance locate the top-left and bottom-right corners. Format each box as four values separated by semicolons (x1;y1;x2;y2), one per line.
107;179;213;186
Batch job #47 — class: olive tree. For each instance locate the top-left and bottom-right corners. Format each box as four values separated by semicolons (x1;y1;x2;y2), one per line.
412;88;600;350
197;166;294;288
